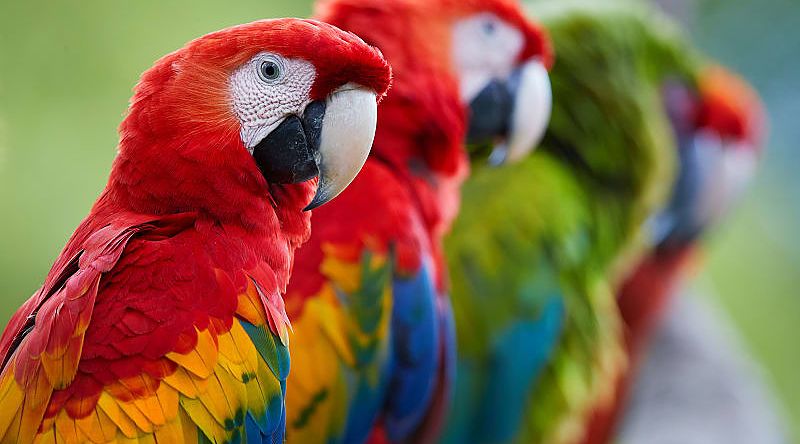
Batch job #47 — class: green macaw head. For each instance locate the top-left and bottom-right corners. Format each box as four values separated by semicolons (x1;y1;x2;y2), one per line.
528;0;703;243
524;0;766;269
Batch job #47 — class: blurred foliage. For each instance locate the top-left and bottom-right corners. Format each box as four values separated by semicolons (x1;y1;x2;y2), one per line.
0;0;797;439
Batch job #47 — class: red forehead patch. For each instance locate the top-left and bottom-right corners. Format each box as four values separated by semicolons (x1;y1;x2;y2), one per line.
696;66;765;148
183;18;391;100
316;0;553;69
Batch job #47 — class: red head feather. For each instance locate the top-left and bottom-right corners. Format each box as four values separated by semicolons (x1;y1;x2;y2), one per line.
696;65;766;150
315;0;550;238
109;18;390;223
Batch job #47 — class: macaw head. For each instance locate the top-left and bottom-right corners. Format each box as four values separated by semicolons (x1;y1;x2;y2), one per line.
315;0;553;173
652;65;765;250
111;18;391;219
451;0;554;164
538;4;686;242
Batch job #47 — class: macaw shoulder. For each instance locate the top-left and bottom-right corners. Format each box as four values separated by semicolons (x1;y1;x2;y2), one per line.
78;214;291;379
0;212;196;370
0;211;290;443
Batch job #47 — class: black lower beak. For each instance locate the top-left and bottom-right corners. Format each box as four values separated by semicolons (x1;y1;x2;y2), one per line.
466;79;515;146
652;139;706;250
252;101;327;184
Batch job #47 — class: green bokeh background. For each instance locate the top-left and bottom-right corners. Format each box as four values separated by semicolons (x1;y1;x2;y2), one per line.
682;0;800;440
0;0;797;440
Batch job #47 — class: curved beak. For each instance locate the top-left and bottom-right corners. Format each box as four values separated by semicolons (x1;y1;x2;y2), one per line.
304;84;378;210
466;59;551;165
249;83;378;211
650;130;757;248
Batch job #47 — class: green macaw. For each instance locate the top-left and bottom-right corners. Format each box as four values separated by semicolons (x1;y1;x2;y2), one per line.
440;2;703;443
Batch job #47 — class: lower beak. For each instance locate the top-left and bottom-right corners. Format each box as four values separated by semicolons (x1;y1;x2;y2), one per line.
466;59;551;165
251;83;378;211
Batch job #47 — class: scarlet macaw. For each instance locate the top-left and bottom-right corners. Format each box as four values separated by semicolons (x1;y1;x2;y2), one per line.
0;18;391;443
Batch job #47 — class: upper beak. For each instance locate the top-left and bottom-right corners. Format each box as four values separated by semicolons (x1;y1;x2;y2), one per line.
466;59;551;165
250;83;378;211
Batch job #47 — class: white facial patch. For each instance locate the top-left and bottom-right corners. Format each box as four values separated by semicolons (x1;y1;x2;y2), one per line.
230;52;317;149
694;130;758;226
452;13;525;103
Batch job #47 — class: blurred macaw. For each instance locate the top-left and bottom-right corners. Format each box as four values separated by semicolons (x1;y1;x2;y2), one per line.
0;19;391;443
582;65;766;444
441;2;711;443
282;0;553;443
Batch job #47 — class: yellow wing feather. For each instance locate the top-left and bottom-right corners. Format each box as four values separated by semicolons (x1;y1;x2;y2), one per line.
286;243;393;442
0;313;282;444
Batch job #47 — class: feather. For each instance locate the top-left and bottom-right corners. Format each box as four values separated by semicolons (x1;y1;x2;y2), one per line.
181;397;228;443
383;263;440;441
166;328;219;380
96;392;141;439
162;367;208;399
236;280;270;328
240;323;289;383
0;16;394;444
53;409;82;444
285;244;394;444
0;370;24;434
74;408;118;443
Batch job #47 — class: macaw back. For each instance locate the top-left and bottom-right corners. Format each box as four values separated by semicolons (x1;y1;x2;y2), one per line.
442;2;698;443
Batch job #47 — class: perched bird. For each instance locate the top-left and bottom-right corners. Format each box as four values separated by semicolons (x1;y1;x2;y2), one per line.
282;0;553;443
0;18;390;444
441;3;705;443
582;64;766;444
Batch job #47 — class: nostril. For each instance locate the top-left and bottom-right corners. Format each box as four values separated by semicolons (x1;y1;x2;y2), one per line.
301;101;327;151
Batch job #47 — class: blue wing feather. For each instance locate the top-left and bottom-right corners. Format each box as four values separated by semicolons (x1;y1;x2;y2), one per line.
384;262;440;441
476;297;565;443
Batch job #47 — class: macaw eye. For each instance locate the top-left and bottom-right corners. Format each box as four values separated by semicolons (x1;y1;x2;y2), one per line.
259;59;283;82
483;19;497;36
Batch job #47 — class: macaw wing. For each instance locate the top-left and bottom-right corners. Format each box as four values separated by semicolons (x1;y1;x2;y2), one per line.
0;213;290;444
286;243;394;444
442;157;598;444
382;260;443;442
477;296;564;443
444;256;566;444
